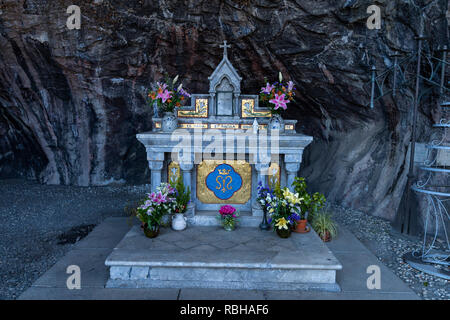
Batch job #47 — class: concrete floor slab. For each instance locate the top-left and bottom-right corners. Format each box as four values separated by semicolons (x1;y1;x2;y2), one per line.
75;217;134;249
179;288;265;300
324;225;369;254
32;248;111;288
333;251;415;294
263;290;420;300
18;217;420;300
19;287;180;300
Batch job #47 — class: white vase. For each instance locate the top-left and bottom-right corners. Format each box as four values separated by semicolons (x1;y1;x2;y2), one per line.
268;113;284;133
162;111;178;132
171;213;187;231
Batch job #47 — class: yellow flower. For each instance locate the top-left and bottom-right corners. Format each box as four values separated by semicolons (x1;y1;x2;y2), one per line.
275;217;289;230
282;188;302;205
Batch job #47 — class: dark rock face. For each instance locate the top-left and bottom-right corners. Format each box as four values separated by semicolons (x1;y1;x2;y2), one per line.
0;0;448;220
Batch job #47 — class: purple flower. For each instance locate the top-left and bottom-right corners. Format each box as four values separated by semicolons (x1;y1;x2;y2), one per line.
261;83;275;94
287;81;294;91
178;87;191;98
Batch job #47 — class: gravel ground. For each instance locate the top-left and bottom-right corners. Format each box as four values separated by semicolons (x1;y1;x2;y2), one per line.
0;179;148;300
331;204;449;300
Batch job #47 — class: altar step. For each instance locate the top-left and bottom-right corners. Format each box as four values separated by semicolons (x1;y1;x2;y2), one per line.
188;210;261;227
105;225;342;291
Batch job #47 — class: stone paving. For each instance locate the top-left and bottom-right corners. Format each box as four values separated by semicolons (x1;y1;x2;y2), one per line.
19;217;420;300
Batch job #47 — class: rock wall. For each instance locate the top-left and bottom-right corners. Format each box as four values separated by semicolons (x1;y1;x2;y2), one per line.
0;0;448;220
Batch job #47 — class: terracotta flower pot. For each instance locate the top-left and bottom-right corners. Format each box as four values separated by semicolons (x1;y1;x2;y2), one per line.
294;219;308;233
276;228;291;238
320;230;331;242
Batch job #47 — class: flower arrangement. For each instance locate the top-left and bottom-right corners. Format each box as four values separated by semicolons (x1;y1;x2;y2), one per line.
270;187;302;230
217;205;239;231
257;181;277;215
257;182;303;237
148;75;191;113
136;183;177;237
259;72;296;115
292;177;326;222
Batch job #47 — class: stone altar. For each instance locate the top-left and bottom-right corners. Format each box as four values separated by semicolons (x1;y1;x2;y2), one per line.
105;42;342;292
137;42;312;226
137;41;313;226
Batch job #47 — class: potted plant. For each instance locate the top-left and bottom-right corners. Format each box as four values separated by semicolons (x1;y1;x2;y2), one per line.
136;184;177;238
311;211;337;242
170;177;191;231
217;205;239;231
291;177;326;232
148;75;191;132
259;72;296;133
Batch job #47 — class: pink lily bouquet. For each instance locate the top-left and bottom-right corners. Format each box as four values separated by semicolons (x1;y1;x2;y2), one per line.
136;183;177;234
217;205;239;231
148;75;191;113
259;72;296;115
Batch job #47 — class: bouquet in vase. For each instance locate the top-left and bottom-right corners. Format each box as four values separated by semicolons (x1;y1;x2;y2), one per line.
217;205;239;231
148;75;191;113
136;183;177;237
259;72;296;115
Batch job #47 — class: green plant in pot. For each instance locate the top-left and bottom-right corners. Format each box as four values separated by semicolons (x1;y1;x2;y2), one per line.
171;176;191;214
311;211;337;242
291;177;326;231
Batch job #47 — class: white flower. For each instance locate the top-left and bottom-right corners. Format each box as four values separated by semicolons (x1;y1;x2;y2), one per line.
173;75;179;84
279;71;283;83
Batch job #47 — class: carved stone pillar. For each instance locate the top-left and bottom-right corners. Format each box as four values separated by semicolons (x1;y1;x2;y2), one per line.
149;161;163;192
252;162;269;217
285;153;302;190
148;150;164;192
180;161;195;217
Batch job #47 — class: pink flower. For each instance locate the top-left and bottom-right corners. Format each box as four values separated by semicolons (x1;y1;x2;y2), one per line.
269;93;290;110
157;89;172;103
219;205;236;216
261;83;274;94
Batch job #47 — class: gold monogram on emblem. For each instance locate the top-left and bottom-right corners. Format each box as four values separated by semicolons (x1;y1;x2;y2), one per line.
216;168;233;193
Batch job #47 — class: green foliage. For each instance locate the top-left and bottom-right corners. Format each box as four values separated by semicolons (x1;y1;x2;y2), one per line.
273;183;283;198
171;176;191;214
292;177;326;221
311;210;337;240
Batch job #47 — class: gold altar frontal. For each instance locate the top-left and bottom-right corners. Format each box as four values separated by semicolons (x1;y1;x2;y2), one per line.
197;160;251;204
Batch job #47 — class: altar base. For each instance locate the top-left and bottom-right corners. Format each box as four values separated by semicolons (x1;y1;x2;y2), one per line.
105;225;342;291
